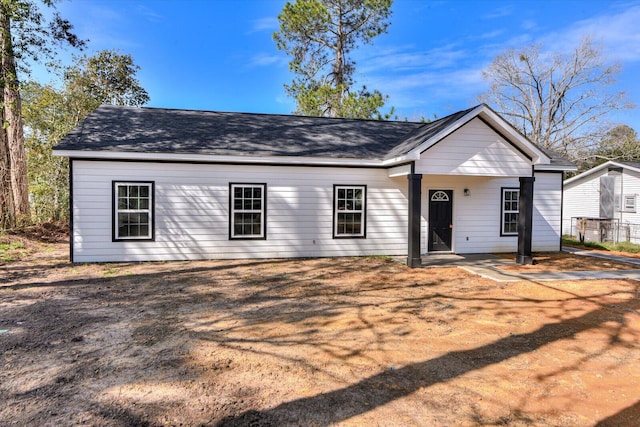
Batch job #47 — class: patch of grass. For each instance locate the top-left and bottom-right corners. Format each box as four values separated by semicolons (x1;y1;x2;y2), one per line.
0;241;28;262
562;236;608;250
102;265;120;277
363;255;394;262
562;235;640;253
609;241;640;253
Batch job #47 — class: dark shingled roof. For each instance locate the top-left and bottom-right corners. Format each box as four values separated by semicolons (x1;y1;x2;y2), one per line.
54;105;488;160
55;105;428;160
55;104;573;168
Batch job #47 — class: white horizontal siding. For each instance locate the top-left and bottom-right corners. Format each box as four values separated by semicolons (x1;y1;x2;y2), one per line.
421;175;520;254
618;169;640;243
421;173;562;254
415;118;531;177
71;159;563;262
71;161;409;262
532;172;562;251
562;168;609;235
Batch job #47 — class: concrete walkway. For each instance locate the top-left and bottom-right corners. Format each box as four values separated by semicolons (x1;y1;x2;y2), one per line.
562;246;640;266
420;251;640;283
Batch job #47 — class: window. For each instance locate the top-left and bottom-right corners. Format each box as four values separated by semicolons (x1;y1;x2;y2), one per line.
624;195;636;212
113;182;154;241
230;183;266;239
334;185;366;238
501;188;519;236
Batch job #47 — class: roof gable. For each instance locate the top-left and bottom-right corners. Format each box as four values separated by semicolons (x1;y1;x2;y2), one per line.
393;104;550;165
415;117;532;177
565;161;640;187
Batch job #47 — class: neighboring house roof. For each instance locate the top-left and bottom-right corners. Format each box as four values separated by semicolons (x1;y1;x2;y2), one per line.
54;104;574;170
565;160;640;186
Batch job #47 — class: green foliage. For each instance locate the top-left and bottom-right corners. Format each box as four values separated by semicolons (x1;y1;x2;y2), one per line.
22;50;149;222
64;50;150;108
561;235;608;250
22;81;72;221
274;0;393;119
1;0;86;71
580;124;640;171
0;241;27;262
0;0;85;229
562;235;640;253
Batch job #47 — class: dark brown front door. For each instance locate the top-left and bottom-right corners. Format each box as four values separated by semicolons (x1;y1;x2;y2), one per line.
428;190;453;252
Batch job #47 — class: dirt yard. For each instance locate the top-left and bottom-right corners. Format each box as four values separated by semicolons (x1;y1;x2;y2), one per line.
1;239;639;426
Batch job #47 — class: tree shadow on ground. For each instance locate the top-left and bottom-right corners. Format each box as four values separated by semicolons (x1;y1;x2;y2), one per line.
1;255;638;426
215;298;639;426
594;400;640;426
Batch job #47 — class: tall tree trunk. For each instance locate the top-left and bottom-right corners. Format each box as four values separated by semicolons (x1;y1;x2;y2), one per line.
0;105;14;228
1;9;30;226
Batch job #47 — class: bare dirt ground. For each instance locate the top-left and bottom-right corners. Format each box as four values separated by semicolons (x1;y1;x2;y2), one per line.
495;251;640;272
1;236;639;426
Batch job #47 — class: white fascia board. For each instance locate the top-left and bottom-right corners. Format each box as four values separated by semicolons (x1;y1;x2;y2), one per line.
52;149;388;167
381;152;419;166
534;164;578;172
563;160;640;185
388;164;412;177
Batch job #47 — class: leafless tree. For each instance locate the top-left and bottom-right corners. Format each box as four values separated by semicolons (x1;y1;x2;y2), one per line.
479;38;634;160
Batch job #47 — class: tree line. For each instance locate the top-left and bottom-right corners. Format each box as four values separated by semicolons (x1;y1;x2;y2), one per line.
273;0;636;170
1;0;637;230
0;1;148;228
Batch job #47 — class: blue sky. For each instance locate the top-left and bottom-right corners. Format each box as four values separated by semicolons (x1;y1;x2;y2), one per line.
32;0;640;130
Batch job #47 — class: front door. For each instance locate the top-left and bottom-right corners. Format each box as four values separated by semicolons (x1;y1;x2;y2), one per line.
428;190;453;252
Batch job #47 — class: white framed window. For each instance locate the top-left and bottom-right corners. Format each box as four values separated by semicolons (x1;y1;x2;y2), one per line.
624;195;636;212
113;181;154;241
334;185;366;238
501;188;519;236
230;183;266;239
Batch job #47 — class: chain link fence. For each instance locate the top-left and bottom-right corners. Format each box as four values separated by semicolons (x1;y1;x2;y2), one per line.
570;217;640;244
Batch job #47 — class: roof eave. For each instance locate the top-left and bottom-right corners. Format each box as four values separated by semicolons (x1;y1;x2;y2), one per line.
407;104;552;165
563;160;640;185
534;164;578;172
52;149;388;167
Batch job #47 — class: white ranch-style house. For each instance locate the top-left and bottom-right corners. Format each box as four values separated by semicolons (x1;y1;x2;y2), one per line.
563;161;640;244
53;104;576;267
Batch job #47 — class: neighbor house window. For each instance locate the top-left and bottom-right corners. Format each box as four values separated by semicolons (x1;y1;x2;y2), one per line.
624;195;636;212
230;183;266;239
113;181;154;241
334;185;366;238
501;188;519;236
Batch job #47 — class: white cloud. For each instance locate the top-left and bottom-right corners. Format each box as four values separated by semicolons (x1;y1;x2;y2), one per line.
542;3;640;62
248;53;287;68
521;19;537;31
480;30;504;40
249;17;279;34
482;5;514;20
357;43;468;74
136;5;164;23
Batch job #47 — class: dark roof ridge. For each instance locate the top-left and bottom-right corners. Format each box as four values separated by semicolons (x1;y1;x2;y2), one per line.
97;103;428;125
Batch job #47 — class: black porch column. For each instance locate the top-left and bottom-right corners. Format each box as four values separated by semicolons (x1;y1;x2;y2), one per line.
407;170;423;268
516;176;535;265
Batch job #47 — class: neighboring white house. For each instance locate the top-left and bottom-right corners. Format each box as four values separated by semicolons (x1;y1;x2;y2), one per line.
53;104;576;266
563;161;640;244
